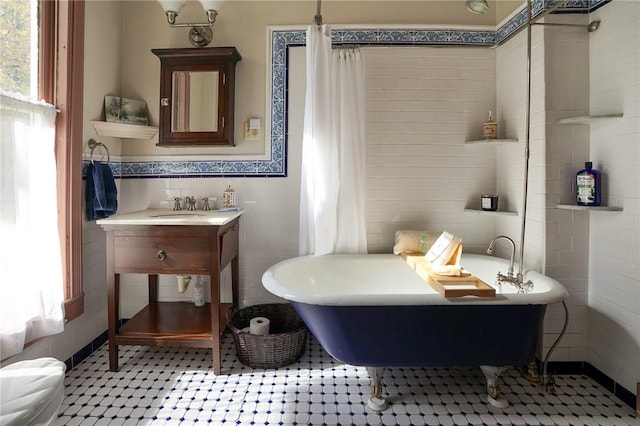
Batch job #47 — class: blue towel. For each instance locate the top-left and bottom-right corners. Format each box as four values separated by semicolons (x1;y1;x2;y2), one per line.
85;161;118;221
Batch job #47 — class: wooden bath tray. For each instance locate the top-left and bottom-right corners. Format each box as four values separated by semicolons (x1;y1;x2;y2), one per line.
425;273;496;298
400;252;496;297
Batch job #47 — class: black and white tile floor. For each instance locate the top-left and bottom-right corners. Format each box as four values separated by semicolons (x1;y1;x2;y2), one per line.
56;334;639;425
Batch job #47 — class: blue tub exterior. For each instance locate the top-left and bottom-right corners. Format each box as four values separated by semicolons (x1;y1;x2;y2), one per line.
290;302;546;367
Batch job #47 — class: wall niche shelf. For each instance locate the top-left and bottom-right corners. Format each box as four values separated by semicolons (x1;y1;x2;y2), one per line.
556;114;623;125
91;121;158;139
556;204;623;212
465;138;518;145
464;208;518;216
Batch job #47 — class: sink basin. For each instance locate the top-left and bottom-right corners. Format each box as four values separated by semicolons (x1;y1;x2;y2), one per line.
96;208;243;226
148;211;205;218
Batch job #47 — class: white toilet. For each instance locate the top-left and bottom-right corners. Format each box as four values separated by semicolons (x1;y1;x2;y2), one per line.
0;357;66;425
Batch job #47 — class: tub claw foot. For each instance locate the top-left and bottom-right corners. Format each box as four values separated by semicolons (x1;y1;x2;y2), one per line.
480;365;509;409
523;360;541;383
367;395;388;412
366;367;388;411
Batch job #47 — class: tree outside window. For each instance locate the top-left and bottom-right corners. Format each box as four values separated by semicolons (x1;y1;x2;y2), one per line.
0;0;37;97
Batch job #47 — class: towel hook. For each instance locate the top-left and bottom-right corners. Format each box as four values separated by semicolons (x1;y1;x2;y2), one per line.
88;138;110;164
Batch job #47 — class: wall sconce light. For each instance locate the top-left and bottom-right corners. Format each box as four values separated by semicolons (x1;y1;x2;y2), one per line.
466;0;489;14
158;0;223;47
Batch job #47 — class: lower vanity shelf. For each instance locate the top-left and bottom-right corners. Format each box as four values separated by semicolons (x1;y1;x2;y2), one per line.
116;302;234;347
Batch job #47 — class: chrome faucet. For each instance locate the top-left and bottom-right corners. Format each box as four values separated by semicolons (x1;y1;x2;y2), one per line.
487;236;516;278
486;235;533;292
185;196;197;211
172;197;182;211
202;197;211;211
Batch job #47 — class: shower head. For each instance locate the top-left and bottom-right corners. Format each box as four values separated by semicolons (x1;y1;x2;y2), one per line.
587;21;600;32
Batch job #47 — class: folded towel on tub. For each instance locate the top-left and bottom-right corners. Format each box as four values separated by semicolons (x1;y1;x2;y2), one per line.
393;230;441;255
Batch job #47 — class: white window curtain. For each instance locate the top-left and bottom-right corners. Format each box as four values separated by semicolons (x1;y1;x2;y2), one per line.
0;91;65;358
299;25;368;256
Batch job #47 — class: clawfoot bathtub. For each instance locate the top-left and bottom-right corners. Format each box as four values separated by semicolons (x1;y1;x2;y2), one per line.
262;253;568;411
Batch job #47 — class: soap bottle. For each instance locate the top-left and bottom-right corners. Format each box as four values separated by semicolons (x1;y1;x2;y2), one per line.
223;182;236;208
193;276;205;307
576;161;601;206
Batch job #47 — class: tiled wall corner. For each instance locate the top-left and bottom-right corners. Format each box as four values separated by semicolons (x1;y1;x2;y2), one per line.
538;13;591;364
586;0;640;396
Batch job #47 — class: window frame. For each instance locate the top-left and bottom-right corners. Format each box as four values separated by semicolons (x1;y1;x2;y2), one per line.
39;0;85;321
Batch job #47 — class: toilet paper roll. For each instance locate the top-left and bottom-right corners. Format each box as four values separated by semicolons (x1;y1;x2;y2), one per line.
249;317;270;335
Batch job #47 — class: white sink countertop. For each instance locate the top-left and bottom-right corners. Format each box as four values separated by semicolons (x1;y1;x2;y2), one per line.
96;208;244;226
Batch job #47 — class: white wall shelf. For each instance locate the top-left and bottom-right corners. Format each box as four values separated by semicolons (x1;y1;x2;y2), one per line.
556;114;623;125
464;138;518;145
556;204;623;212
91;121;158;139
464;208;518;216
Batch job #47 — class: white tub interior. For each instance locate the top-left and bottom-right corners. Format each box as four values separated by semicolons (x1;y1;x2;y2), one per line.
262;254;569;306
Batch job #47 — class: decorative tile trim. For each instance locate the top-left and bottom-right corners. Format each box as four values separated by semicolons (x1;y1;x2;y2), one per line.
552;0;612;14
110;0;610;179
82;160;121;178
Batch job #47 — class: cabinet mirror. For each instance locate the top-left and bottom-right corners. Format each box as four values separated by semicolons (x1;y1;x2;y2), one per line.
152;47;241;147
171;70;219;132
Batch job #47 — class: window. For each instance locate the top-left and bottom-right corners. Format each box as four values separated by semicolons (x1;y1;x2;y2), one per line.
1;0;84;321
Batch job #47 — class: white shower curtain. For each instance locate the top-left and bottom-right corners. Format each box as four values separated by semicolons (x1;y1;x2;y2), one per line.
0;91;65;358
299;25;367;256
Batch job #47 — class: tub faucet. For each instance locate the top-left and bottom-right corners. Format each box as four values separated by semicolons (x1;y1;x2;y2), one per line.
487;235;516;276
487;236;533;292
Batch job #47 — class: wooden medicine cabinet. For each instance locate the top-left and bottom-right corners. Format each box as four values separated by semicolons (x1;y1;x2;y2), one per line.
152;47;242;147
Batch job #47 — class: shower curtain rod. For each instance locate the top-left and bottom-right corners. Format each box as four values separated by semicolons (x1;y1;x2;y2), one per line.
314;0;323;26
332;44;360;50
494;0;570;47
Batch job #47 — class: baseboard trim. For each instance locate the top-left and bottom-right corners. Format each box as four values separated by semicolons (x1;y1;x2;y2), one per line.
63;331;638;411
63;330;108;372
543;360;636;410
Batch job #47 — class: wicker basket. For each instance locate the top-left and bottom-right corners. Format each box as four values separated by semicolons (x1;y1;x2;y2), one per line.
228;303;309;369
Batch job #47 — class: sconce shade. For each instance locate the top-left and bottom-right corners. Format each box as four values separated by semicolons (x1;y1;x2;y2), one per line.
158;0;186;13
199;0;224;11
466;0;489;14
159;0;224;46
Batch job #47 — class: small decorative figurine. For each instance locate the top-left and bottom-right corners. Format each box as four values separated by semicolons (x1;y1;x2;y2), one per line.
223;183;236;208
483;111;497;140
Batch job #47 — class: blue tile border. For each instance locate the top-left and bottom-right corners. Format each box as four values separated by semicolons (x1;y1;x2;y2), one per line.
107;0;610;179
546;360;636;409
64;330;108;371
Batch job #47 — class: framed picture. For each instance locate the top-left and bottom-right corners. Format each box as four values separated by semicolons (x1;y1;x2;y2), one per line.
104;96;149;126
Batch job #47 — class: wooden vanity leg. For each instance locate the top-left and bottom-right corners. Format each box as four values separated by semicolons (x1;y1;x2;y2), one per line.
210;264;222;376
231;255;239;311
108;273;120;372
210;270;221;374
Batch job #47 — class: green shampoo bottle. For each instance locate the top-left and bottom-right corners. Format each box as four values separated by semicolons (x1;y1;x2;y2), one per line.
576;161;601;206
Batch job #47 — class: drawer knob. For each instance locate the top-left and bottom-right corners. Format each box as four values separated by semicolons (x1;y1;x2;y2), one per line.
156;250;167;260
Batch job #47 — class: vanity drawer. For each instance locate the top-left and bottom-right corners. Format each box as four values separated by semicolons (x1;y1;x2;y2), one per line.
114;235;210;274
